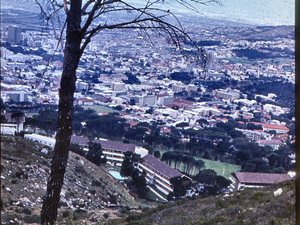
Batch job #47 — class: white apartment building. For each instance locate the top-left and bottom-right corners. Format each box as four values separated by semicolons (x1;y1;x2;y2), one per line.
0;124;17;135
235;128;271;141
212;88;241;101
139;154;191;195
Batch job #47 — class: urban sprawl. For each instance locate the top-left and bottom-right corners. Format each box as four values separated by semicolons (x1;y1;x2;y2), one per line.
0;20;295;200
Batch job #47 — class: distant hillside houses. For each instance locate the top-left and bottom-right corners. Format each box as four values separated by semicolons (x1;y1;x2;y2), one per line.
235;128;271;141
263;103;289;116
261;123;289;134
256;139;283;150
212;88;241;101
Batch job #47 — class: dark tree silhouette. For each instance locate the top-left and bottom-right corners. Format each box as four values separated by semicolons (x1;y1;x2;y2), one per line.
120;151;141;177
11;111;25;133
154;150;161;158
0;98;6;112
86;142;104;165
35;0;218;223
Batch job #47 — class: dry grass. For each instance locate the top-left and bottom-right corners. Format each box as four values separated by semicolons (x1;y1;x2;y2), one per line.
110;180;295;225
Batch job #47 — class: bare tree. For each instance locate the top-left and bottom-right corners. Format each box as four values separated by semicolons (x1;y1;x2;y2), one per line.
35;0;219;224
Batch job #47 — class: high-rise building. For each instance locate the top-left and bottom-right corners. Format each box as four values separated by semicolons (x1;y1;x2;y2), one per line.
7;26;22;44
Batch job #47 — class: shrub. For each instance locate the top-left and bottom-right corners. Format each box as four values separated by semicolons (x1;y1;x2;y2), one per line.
103;212;110;219
119;207;130;214
22;208;32;215
0;198;3;210
216;200;227;209
126;214;142;222
251;192;266;202
62;210;71;218
73;208;88;221
23;214;40;223
91;179;102;187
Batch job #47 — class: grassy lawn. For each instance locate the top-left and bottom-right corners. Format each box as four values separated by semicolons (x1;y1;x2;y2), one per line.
158;149;240;179
82;105;117;114
195;157;241;178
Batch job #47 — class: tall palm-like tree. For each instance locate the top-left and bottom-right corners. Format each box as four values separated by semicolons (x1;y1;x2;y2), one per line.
35;0;218;224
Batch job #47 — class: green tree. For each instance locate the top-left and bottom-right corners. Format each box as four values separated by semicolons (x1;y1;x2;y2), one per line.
215;175;231;189
194;169;217;186
0;98;6;112
11;111;25;133
86;142;104;165
132;169;148;197
0;114;6;123
129;98;136;105
154;151;161;159
120;152;134;177
267;152;280;167
69;143;85;157
170;176;192;197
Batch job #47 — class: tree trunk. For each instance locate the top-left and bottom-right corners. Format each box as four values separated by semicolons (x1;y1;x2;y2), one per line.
41;1;82;224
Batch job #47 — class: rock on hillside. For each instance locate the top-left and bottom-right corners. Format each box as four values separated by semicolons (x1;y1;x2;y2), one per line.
1;135;141;224
112;180;295;225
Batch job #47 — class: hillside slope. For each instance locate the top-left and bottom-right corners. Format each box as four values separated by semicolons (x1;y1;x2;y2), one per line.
1;136;142;224
112;180;295;225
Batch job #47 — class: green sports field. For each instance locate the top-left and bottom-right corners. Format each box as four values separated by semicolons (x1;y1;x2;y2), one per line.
159;150;240;178
196;157;241;178
82;105;117;114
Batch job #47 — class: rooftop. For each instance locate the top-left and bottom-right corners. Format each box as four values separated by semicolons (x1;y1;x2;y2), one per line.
262;123;289;131
93;139;135;152
71;135;90;146
233;172;290;185
141;154;182;179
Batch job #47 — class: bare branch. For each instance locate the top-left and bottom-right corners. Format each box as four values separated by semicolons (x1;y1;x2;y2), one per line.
63;0;69;12
82;0;96;15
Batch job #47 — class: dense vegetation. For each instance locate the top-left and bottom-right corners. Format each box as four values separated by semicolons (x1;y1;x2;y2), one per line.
3;42;48;56
170;72;194;84
233;48;272;59
123;72;141;85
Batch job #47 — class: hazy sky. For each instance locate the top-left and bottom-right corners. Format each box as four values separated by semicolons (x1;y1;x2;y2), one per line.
2;0;295;25
131;0;295;25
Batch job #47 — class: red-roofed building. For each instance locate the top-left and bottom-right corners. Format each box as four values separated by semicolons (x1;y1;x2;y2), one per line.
229;172;291;191
272;133;289;142
256;139;283;150
167;98;194;109
261;123;289;134
77;97;94;106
